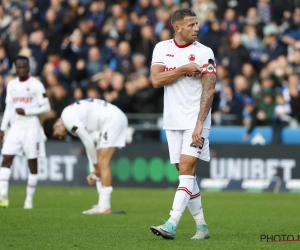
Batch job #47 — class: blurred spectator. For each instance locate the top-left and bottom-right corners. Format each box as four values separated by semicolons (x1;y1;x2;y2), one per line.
0;4;12;34
57;59;73;90
108;17;132;44
242;7;264;38
153;7;171;36
51;84;71;117
73;87;84;102
133;24;157;67
245;88;276;139
220;31;250;77
272;92;291;144
43;7;63;52
133;74;159;113
87;0;105;29
220;85;244;125
2;20;22;64
86;46;104;78
131;53;149;76
86;85;99;99
29;30;48;76
0;46;9;77
241;25;264;67
102;4;125;36
200;20;225;57
192;0;217;28
261;24;287;64
108;72;134;113
241;63;260;98
242;97;255;126
220;8;239;35
158;28;172;41
109;41;133;77
60;29;84;68
256;0;271;24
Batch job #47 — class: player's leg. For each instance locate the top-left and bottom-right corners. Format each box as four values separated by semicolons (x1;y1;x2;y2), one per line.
166;154;197;225
23;127;40;209
0;155;15;207
24;159;38;209
83;147;116;214
150;130;184;239
183;128;210;239
83;110;127;214
97;147;116;211
87;151;102;208
174;161;209;239
0;127;22;208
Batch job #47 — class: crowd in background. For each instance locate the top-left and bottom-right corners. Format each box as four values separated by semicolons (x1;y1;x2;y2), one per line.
0;0;300;142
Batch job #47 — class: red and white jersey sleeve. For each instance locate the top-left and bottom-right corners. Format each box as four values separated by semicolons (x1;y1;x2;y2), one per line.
151;39;215;130
151;41;166;66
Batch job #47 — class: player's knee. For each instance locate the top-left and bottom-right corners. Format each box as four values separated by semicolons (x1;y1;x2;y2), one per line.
1;155;14;168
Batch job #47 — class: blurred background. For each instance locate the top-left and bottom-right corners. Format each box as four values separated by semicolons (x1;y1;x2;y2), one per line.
0;0;300;191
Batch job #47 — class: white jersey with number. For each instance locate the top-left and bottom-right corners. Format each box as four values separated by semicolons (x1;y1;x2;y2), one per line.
61;99;121;135
151;39;215;130
5;76;48;127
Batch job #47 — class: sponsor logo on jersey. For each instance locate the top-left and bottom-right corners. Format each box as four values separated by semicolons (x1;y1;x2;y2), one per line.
166;54;174;57
164;66;177;71
13;97;33;103
26;88;30;91
188;54;195;62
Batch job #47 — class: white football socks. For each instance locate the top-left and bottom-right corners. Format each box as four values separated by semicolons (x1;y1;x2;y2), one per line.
0;167;11;198
187;176;206;226
95;177;102;205
98;186;113;210
168;175;194;227
26;174;38;201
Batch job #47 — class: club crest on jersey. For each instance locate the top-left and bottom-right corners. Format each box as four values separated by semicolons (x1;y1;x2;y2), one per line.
26;88;30;91
188;54;195;62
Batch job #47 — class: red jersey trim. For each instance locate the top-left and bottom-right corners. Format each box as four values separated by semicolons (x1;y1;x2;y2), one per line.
19;76;30;82
173;39;192;48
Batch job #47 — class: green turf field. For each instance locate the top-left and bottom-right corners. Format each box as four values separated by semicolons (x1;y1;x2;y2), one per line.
1;187;300;250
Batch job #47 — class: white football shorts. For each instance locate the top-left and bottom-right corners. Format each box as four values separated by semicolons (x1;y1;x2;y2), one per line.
166;128;210;164
96;111;128;149
1;124;44;159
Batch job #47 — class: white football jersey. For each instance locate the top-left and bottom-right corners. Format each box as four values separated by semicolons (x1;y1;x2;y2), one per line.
6;76;48;127
152;39;215;130
61;99;119;136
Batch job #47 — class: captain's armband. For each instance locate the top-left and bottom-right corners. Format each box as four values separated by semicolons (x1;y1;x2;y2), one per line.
201;59;217;77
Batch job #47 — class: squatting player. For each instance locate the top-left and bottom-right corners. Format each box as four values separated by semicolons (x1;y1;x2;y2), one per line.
149;9;217;240
42;98;128;214
0;55;50;209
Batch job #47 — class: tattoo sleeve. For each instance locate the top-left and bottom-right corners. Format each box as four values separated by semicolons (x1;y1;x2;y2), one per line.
198;74;216;122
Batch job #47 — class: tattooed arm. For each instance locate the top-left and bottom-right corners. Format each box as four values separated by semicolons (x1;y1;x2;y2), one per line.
192;74;216;147
198;74;216;122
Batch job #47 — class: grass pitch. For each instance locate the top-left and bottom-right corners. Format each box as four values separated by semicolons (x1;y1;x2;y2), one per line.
1;187;300;250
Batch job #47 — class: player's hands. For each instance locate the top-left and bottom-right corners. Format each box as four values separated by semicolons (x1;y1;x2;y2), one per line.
16;108;25;115
87;172;97;185
192;120;204;148
181;63;203;76
0;130;4;145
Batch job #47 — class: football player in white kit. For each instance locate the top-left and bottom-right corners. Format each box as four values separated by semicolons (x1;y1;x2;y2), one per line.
0;56;50;209
149;9;217;240
42;98;128;214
